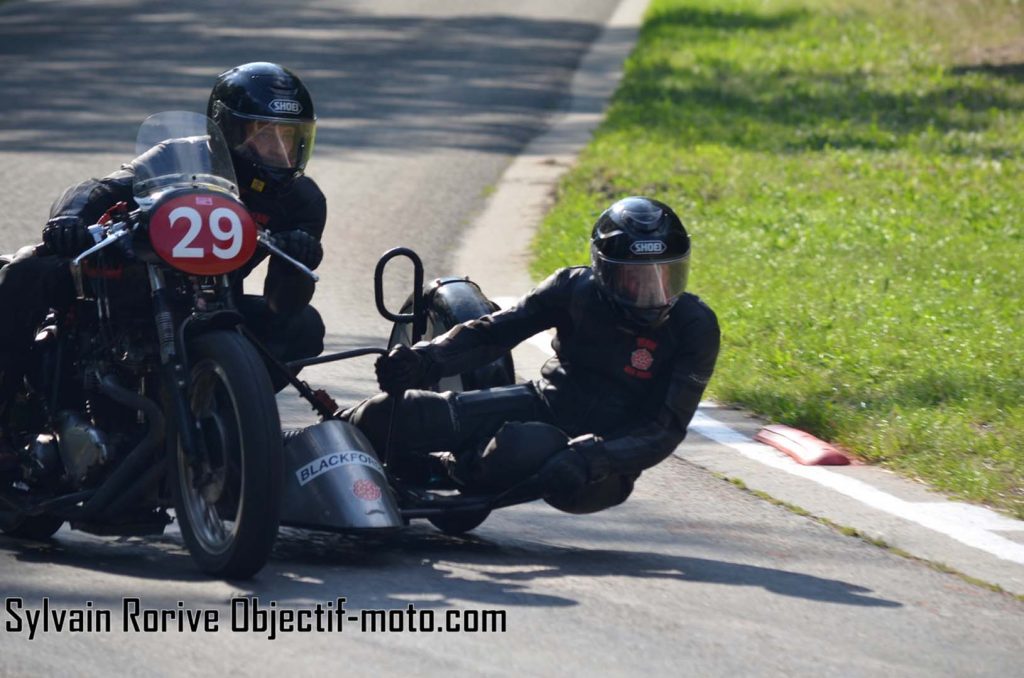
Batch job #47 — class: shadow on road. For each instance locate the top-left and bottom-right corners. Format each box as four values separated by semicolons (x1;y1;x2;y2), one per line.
0;532;202;584
0;0;621;157
470;546;903;608
249;524;902;609
1;522;901;610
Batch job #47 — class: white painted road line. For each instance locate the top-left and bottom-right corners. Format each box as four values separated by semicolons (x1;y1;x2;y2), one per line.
491;295;1024;566
688;411;1024;566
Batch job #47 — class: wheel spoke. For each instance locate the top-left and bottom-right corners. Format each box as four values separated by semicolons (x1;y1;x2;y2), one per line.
174;339;274;574
179;361;244;555
206;503;226;541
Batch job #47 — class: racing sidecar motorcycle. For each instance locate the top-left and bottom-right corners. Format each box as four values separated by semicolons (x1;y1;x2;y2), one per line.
258;247;545;537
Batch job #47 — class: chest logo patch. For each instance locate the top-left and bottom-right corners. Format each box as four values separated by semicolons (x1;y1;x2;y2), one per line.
624;337;658;379
631;348;654;371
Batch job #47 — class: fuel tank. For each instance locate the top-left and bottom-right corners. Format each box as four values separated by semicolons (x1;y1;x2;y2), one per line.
279;420;403;532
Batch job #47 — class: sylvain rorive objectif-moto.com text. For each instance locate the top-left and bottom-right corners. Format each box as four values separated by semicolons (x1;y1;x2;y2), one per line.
3;597;507;640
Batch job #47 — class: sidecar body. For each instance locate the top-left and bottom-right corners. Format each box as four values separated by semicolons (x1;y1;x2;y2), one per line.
272;249;523;536
279;420;404;531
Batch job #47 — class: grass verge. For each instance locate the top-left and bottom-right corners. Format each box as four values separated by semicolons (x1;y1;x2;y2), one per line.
534;0;1024;516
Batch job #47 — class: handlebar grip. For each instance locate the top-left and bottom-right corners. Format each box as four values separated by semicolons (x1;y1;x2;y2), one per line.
373;247;426;343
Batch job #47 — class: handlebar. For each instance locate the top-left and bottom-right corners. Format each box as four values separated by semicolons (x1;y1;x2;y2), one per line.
257;230;320;282
68;218;134;299
71;222;132;267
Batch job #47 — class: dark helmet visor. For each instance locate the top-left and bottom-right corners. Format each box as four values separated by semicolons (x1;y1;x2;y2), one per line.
234;117;316;170
594;252;690;309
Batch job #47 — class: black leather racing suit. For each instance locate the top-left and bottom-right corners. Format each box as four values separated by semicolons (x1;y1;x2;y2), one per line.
0;152;327;394
348;266;720;511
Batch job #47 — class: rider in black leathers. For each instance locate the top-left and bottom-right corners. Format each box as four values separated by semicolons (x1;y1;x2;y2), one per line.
0;62;326;421
346;196;720;514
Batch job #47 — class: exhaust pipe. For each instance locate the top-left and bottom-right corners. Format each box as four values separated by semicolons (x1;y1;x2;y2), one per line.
78;375;165;518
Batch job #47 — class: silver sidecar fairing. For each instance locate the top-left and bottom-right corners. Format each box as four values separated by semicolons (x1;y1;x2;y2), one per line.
280;420;403;531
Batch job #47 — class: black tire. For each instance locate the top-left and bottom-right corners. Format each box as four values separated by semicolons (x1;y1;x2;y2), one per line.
2;514;63;539
388;279;514;393
427;509;490;535
170;331;283;579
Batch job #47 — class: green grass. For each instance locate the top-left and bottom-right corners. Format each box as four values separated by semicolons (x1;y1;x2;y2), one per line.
534;0;1024;516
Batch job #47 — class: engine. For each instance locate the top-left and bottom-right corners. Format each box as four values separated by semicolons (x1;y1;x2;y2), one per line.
54;410;113;488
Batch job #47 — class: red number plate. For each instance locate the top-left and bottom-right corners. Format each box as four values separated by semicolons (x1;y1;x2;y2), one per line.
148;191;257;276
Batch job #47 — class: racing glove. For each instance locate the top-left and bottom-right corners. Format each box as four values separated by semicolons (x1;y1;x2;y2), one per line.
375;344;430;394
42;216;95;258
539;434;610;499
270;229;323;270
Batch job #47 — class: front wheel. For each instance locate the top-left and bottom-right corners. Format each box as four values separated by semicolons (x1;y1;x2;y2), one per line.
170;331;283;579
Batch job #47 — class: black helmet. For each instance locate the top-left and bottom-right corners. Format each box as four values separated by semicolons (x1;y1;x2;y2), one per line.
590;196;691;327
207;62;317;193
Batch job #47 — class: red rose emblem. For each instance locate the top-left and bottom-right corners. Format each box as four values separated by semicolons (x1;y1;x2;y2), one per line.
631;348;654;371
352;479;382;501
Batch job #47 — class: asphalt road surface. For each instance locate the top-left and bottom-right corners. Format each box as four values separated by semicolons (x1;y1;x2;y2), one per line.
1;1;1022;676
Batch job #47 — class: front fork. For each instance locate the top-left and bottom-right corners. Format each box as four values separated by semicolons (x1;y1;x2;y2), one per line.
147;265;201;466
